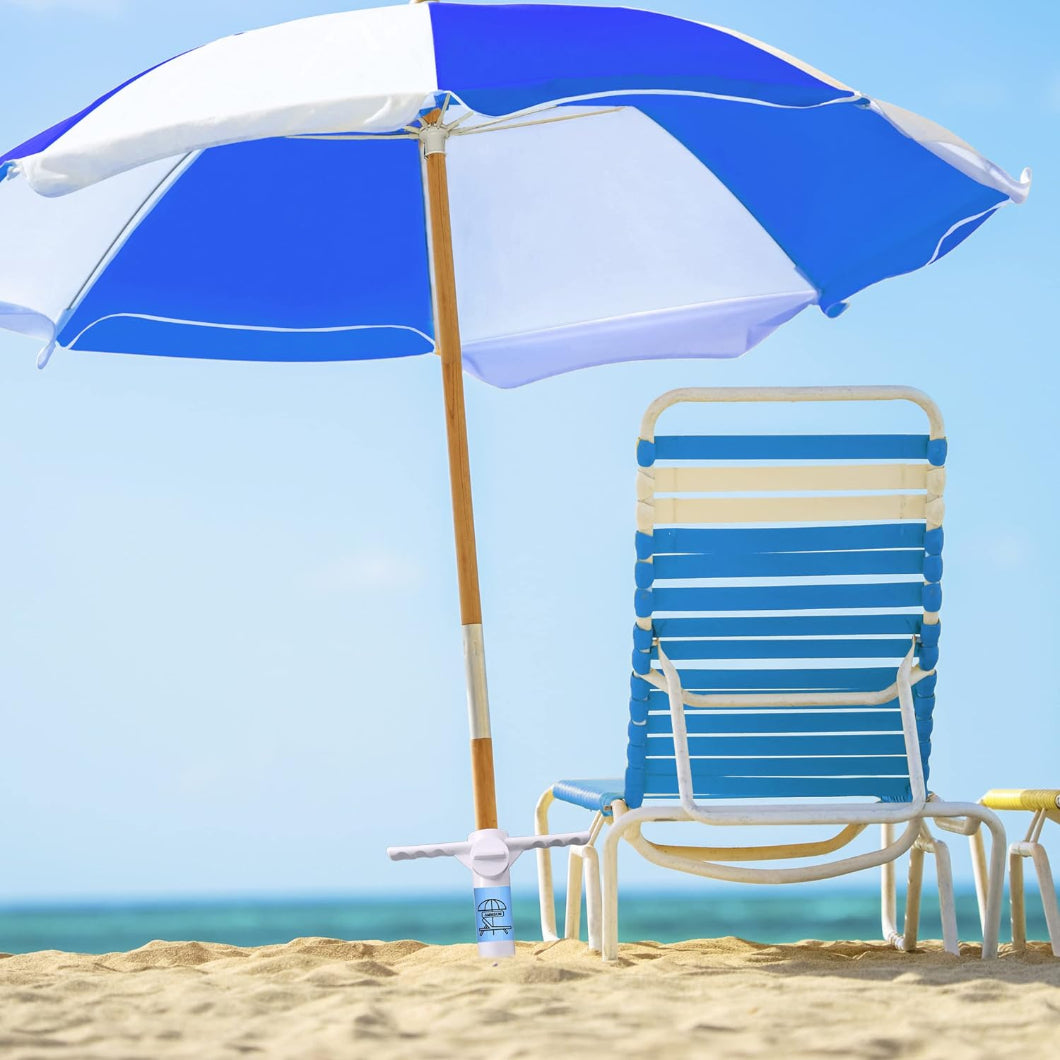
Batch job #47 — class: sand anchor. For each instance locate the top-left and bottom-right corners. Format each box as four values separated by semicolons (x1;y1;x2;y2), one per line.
387;827;590;958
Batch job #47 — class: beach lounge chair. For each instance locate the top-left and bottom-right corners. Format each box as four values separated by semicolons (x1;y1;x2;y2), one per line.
971;789;1060;955
535;386;1007;960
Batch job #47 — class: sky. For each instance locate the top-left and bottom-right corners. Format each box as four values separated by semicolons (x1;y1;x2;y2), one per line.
0;0;1056;911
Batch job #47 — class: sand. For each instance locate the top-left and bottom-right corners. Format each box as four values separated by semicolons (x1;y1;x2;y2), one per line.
1;937;1058;1059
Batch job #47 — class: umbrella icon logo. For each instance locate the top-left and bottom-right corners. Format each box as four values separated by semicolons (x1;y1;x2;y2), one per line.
477;897;511;937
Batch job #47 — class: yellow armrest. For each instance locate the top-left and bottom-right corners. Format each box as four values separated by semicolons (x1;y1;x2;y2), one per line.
981;788;1060;813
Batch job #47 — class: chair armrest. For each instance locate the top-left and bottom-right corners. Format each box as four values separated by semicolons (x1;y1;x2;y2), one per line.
894;639;927;806
656;644;696;809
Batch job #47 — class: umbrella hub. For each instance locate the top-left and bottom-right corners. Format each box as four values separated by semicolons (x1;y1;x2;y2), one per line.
419;121;450;157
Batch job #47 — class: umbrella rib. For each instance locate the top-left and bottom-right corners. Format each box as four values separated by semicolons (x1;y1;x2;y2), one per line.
447;87;859;139
285;87;855;145
454;107;624;137
285;133;418;141
63;152;197;319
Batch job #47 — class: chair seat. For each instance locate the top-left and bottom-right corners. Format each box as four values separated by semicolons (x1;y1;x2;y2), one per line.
552;778;626;814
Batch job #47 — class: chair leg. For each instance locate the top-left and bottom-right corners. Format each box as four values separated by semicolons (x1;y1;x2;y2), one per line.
883;822;956;955
581;845;603;953
969;827;990;936
1010;849;1026;950
908;825;958;956
973;809;1007;959
880;822;904;948
881;824;894;941
931;834;959;956
534;789;559;942
601;815;628;961
1029;843;1060;957
902;840;925;952
564;846;584;941
927;804;1005;958
601;844;619;960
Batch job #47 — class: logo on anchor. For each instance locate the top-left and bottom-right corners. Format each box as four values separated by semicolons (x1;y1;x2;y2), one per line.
476;896;512;937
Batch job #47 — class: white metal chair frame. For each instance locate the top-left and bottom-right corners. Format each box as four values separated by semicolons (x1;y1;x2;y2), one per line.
536;387;1007;961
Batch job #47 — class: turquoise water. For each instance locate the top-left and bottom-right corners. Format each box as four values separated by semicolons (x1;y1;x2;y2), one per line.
0;890;1045;954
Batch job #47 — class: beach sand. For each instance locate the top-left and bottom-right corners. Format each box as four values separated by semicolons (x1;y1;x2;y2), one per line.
2;937;1058;1059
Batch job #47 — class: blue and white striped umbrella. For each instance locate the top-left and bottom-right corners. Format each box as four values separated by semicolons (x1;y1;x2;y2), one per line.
0;2;1028;385
0;3;1030;948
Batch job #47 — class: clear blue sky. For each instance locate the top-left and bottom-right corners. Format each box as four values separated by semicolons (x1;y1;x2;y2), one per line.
0;0;1055;903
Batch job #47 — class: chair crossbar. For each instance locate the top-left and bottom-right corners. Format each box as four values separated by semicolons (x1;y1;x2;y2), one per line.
650;582;926;612
653;463;932;493
649;733;910;757
644;755;913;778
654;637;918;660
645;708;905;735
653;550;926;578
652;494;931;525
651;523;931;553
672;666;902;692
642;690;935;715
653;434;930;461
651;615;925;637
639;773;914;799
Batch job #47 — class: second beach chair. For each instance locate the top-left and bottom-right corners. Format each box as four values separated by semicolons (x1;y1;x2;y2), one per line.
535;386;1007;960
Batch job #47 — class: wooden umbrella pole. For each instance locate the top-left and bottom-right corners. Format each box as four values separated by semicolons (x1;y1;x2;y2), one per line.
421;113;498;832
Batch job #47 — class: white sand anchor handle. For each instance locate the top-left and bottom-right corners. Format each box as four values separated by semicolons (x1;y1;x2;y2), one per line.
387;827;592;958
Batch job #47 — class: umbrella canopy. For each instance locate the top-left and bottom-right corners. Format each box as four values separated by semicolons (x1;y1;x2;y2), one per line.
0;3;1027;385
0;3;1028;953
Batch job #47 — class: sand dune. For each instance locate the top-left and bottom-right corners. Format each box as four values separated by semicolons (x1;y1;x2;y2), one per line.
2;936;1058;1058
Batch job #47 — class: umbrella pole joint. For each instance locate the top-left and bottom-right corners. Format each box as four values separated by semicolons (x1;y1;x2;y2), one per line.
387;112;591;958
420;121;449;157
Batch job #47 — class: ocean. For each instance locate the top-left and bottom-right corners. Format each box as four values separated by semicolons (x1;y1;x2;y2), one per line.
0;890;1045;955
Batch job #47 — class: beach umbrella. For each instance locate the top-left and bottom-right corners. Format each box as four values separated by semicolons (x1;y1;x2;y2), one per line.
0;2;1027;956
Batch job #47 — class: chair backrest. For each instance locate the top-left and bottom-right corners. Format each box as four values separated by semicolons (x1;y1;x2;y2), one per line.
625;387;945;810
